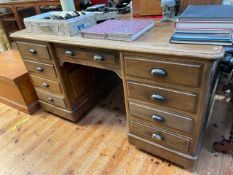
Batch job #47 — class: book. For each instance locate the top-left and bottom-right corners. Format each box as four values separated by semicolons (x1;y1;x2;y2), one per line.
176;5;233;30
81;19;155;41
170;31;233;46
175;28;233;34
175;20;233;30
179;5;233;21
170;5;233;46
170;39;232;46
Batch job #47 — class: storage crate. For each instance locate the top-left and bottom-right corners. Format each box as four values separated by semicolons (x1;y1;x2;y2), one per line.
132;0;162;16
24;11;96;36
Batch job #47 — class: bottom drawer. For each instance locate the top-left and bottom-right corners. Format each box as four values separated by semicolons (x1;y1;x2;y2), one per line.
130;121;191;153
36;88;66;108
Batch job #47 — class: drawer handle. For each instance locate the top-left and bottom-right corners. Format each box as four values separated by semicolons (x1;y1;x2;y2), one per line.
47;97;54;102
152;133;163;141
65;50;75;57
29;48;37;55
42;83;49;88
151;94;165;102
36;67;44;72
94;55;105;62
152;115;165;123
150;68;167;77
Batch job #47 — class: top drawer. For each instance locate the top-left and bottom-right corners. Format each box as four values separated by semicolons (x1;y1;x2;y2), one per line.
54;44;118;66
17;41;51;61
125;56;203;88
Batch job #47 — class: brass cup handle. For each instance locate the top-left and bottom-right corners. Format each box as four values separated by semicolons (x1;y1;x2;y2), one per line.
151;94;165;102
152;115;165;123
47;97;54;102
93;55;104;62
150;68;167;77
152;133;163;141
36;67;44;72
65;50;75;57
29;48;37;55
42;83;49;88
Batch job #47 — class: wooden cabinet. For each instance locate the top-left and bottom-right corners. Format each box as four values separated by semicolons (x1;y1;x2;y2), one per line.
17;40;111;121
124;51;220;168
132;0;162;16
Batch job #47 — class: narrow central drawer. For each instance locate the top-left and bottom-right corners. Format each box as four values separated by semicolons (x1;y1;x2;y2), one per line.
125;56;203;87
54;45;118;65
127;82;198;113
129;102;194;133
30;75;62;95
24;60;57;78
130;121;191;152
17;41;51;60
36;89;66;108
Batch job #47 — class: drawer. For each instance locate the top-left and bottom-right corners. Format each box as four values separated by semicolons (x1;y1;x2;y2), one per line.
125;56;203;87
30;75;63;95
130;121;191;152
24;60;57;78
127;82;198;113
36;89;66;108
129;102;194;133
54;45;118;66
17;41;51;60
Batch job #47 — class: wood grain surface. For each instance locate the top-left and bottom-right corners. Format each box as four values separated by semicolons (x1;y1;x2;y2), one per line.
0;85;232;174
11;22;224;59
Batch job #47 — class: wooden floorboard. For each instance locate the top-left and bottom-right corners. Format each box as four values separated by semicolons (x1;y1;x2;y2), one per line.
0;85;232;175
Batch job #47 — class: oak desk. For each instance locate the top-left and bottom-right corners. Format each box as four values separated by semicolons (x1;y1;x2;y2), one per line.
11;22;224;168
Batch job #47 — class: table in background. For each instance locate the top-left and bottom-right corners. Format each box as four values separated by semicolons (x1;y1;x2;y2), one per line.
0;0;60;30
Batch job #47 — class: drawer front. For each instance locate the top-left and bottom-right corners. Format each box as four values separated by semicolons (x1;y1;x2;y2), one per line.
54;45;118;65
36;89;66;108
125;56;203;87
129;102;194;133
127;82;198;113
130;121;191;152
24;60;57;78
30;75;62;95
17;41;51;60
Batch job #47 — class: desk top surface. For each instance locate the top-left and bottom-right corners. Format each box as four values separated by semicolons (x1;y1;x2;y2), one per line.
11;21;225;60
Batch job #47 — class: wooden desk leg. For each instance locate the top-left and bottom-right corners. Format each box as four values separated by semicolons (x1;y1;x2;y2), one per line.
11;6;24;30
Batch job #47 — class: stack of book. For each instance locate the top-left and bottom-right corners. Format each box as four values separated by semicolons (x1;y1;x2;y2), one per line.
170;5;233;46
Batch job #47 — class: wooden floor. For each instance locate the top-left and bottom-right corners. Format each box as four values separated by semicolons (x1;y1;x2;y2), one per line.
0;85;232;175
